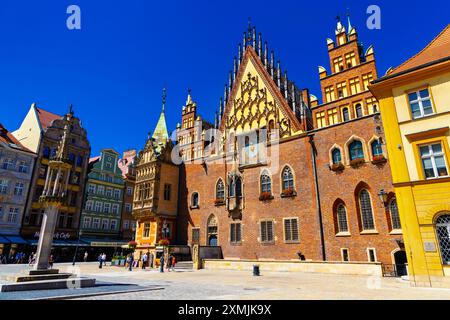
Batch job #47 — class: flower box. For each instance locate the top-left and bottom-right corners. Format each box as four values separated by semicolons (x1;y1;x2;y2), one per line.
214;199;225;206
158;239;170;246
330;162;345;171
281;188;297;198
128;241;137;249
259;192;274;201
371;155;387;164
350;158;365;167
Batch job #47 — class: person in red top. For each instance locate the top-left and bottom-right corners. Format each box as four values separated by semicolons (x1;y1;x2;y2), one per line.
171;255;176;271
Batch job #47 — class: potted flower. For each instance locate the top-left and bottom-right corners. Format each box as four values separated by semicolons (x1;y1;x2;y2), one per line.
281;188;296;198
371;155;387;164
158;239;170;246
214;198;225;206
259;191;274;201
128;240;138;249
330;162;345;171
350;157;365;167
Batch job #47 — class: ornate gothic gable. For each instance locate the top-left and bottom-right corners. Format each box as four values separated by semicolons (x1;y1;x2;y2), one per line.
219;47;304;137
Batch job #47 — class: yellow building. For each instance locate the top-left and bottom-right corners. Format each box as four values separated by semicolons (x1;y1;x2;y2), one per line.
370;25;450;287
132;89;179;262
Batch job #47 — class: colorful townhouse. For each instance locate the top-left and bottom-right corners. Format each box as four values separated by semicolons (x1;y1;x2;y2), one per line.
12;104;90;261
0;124;36;258
80;148;127;258
370;24;450;287
118;149;137;242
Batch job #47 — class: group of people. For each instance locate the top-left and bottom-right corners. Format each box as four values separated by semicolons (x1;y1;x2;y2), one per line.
0;251;27;264
159;254;176;273
123;252;176;272
97;253;107;268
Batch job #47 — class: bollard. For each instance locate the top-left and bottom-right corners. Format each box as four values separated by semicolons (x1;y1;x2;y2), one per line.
253;264;260;276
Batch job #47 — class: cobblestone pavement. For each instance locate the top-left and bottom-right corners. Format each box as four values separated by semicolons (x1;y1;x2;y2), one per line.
2;263;450;300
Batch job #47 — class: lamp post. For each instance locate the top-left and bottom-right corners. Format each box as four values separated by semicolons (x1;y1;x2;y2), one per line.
378;189;388;207
72;229;83;266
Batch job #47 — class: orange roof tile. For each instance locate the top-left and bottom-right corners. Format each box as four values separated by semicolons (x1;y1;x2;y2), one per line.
36;107;61;130
0;123;34;154
89;156;100;163
388;24;450;76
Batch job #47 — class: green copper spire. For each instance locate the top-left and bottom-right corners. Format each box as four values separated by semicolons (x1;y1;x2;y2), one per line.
152;87;169;153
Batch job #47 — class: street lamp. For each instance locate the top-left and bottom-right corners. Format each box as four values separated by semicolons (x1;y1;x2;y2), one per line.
378;189;388;207
72;229;83;266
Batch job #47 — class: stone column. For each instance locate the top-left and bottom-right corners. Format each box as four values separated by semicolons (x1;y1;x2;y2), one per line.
34;205;59;270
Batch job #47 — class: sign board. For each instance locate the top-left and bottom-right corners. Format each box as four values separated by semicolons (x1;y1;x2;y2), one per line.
91;242;128;247
424;241;437;252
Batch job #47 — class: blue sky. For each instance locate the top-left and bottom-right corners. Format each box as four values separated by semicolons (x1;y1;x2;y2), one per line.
1;0;449;156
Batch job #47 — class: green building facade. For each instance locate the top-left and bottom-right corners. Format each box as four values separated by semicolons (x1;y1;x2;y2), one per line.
80;149;127;255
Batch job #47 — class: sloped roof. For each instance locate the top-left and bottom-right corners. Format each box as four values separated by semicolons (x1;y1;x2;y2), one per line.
36;107;61;130
89;156;100;163
0;123;34;154
388;24;450;76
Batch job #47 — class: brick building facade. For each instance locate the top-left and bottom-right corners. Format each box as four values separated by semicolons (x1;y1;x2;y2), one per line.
175;21;405;266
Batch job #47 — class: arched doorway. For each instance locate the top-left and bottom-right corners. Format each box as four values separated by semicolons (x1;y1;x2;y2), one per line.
394;250;408;276
207;215;218;246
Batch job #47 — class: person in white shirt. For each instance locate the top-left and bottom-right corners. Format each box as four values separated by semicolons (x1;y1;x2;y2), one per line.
142;253;148;270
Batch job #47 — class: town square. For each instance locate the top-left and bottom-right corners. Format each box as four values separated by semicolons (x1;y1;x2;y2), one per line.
0;0;450;306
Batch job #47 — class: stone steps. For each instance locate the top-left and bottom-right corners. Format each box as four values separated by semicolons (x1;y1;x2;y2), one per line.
0;277;96;292
4;273;73;283
175;261;193;270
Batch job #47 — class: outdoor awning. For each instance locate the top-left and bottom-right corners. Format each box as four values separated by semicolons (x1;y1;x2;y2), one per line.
4;236;28;244
0;236;10;244
27;239;84;247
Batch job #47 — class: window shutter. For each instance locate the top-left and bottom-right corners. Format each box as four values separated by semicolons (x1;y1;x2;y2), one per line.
230;224;236;242
284;219;292;241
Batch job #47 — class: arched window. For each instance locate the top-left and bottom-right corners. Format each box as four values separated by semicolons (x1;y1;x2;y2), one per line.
373;104;378;113
336;204;349;233
389;198;401;230
191;192;199;208
207;215;218;246
68;153;76;164
76;155;83;167
236;177;242;198
359;189;375;230
282;166;294;191
331;148;342;164
349;140;364;160
371;139;383;157
436;214;450;264
260;171;271;193
229;178;235;197
355;104;363;118
43;146;50;159
216;179;225;201
342;107;350;121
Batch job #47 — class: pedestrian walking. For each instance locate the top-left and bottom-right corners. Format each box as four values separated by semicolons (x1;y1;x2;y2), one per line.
102;253;107;266
159;255;164;273
28;252;35;266
98;253;103;269
167;255;173;272
142;253;147;270
128;253;134;271
149;252;154;268
83;251;88;262
49;255;54;269
171;255;176;271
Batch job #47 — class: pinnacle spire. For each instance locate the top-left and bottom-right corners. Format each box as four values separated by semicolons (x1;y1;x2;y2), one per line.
347;10;352;31
162;87;167;112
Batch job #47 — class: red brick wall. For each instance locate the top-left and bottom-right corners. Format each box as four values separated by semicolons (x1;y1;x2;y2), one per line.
177;137;325;261
311;116;402;264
